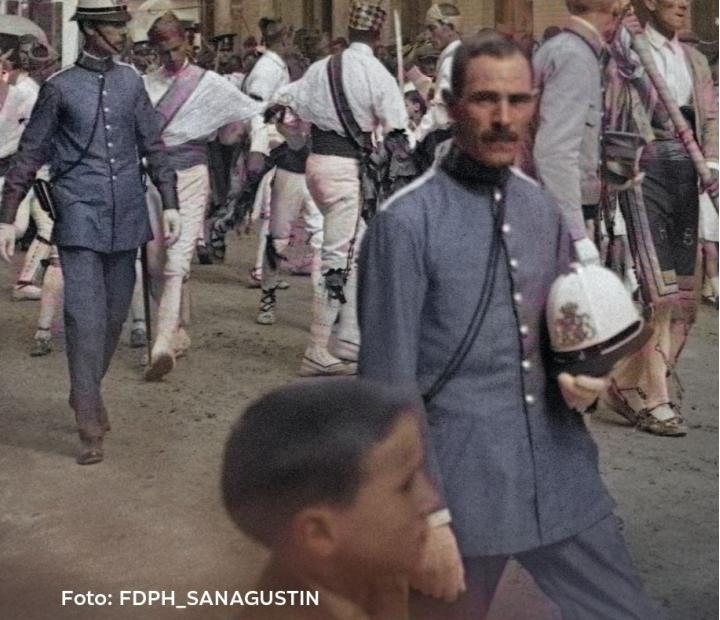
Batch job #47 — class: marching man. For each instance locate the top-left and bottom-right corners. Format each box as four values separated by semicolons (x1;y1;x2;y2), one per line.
413;2;463;165
604;1;718;436
0;0;181;464
142;12;262;381
272;0;410;376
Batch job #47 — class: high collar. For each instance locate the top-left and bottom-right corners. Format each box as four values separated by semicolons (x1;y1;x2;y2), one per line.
563;15;605;57
77;49;114;73
440;144;511;192
646;22;680;52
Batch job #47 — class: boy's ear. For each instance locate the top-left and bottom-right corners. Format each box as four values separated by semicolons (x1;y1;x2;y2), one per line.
291;506;341;559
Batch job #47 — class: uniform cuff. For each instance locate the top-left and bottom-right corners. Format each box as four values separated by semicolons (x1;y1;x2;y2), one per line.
427;508;452;528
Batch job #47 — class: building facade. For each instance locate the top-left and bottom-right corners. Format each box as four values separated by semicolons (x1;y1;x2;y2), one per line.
0;1;716;67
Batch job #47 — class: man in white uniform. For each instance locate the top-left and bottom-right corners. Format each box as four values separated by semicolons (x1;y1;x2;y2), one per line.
142;12;261;381
413;2;463;166
272;0;409;376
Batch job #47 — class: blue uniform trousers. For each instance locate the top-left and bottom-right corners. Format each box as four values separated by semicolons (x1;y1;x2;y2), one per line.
410;514;664;620
58;247;136;441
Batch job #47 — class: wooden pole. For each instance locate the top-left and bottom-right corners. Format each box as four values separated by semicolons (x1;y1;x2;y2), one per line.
631;30;718;211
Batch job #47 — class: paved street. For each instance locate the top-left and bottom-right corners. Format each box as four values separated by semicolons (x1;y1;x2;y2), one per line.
0;234;717;620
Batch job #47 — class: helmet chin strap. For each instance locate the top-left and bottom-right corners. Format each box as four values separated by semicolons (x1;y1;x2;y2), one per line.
94;26;123;55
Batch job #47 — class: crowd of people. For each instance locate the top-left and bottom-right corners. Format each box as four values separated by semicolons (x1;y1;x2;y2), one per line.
0;0;716;616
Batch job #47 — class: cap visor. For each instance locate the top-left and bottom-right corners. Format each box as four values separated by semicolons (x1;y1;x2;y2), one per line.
549;321;653;378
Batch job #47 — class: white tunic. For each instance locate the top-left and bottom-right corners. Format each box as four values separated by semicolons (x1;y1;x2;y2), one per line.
243;50;290;154
273;42;408;137
0;74;39;159
645;23;693;107
143;62;262;147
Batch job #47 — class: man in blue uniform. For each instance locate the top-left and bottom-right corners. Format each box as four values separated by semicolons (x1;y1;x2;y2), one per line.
0;0;180;465
359;34;662;618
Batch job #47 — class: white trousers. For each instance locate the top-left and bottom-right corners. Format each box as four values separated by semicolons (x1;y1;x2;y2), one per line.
147;164;210;282
305;154;365;273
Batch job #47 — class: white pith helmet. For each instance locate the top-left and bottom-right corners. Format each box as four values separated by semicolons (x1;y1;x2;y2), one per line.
546;263;651;377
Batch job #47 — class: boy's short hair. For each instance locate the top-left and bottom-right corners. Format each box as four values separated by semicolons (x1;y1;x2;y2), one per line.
222;378;421;546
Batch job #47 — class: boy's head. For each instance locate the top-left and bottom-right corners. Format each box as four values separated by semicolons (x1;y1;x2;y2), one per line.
222;379;437;579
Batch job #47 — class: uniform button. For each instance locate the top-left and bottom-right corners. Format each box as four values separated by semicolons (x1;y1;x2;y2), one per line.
110;158;115;163
521;359;532;372
519;324;529;336
525;394;536;406
104;107;110;113
108;142;114;148
103;90;108;95
509;258;519;270
513;292;523;304
112;175;117;180
494;189;502;202
502;223;511;235
105;125;111;131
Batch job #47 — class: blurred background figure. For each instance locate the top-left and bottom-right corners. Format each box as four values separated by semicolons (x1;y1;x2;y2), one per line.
131;39;158;75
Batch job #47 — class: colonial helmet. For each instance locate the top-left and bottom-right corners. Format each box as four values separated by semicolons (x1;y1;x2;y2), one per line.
349;1;387;33
71;0;131;23
546;264;651;377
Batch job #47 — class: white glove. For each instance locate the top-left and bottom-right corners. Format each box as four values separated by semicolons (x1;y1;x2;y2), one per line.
162;209;181;247
0;223;16;262
573;238;601;266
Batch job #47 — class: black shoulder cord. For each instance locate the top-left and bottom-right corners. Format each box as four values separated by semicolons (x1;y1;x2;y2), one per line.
32;73;104;221
49;73;104;185
422;190;507;405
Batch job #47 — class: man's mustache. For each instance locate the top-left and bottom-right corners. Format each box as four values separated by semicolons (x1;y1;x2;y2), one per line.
482;127;519;143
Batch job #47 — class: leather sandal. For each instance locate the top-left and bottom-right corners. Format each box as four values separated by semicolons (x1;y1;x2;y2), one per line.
601;381;644;425
636;403;687;437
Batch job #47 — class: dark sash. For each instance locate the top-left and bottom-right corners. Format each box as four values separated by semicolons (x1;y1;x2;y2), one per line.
326;52;372;156
155;65;206;132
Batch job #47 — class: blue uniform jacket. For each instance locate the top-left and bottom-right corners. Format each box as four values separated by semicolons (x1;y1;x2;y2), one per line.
358;146;614;557
0;52;178;253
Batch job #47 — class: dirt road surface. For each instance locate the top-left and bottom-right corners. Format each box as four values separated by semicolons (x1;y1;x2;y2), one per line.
1;233;717;620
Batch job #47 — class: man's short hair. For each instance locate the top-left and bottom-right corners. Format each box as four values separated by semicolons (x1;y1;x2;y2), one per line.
222;378;421;547
148;12;185;45
450;32;528;99
259;17;287;47
565;0;618;15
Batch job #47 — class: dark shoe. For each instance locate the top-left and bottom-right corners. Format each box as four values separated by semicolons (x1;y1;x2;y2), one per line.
196;242;213;265
144;348;175;381
77;438;104;465
30;336;52;357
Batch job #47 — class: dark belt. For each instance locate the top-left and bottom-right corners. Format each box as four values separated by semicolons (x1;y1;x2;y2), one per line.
311;125;369;160
0;155;13;177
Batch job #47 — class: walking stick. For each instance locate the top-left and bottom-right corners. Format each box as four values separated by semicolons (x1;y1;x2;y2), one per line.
630;29;718;212
394;10;404;87
141;244;152;363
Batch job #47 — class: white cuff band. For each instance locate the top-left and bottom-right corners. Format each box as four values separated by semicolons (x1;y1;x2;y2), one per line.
427;508;452;528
